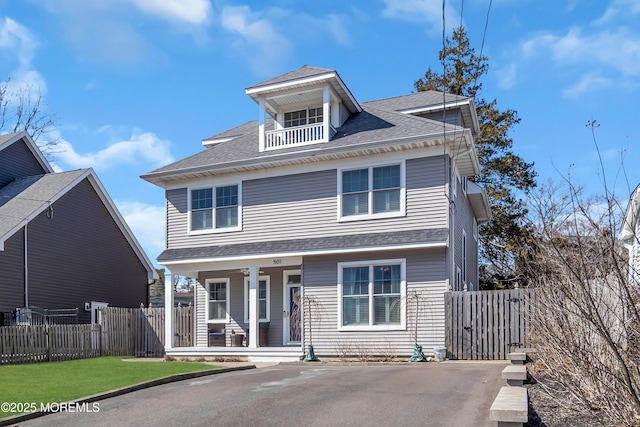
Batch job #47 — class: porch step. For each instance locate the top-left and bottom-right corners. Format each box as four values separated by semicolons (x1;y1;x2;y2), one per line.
507;352;527;364
489;386;528;426
502;364;527;386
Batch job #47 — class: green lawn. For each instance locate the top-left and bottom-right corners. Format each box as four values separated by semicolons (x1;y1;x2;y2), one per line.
0;357;217;418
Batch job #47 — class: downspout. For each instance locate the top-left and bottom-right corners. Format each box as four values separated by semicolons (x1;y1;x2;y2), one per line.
24;224;28;307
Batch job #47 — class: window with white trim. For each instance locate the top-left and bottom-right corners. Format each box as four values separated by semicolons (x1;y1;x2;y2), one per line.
338;260;406;330
190;184;240;232
339;163;405;219
284;107;323;127
206;279;229;322
244;276;270;322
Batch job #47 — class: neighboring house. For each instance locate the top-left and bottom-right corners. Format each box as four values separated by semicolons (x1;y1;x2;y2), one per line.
149;292;194;307
0;131;158;324
622;184;640;286
142;66;491;361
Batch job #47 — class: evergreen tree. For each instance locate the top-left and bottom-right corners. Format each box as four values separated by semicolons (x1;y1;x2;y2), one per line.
415;26;537;289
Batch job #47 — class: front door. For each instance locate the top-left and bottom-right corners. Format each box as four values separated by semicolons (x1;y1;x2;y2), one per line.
283;271;301;345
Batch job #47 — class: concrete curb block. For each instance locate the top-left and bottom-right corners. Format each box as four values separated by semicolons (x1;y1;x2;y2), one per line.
0;365;256;426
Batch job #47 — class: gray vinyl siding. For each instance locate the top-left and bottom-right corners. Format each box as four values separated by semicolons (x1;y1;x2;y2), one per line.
415;109;463;127
166;156;448;249
0;140;48;189
196;268;285;347
0;230;26;316
14;178;148;323
338;103;350;127
301;249;448;357
453;177;479;290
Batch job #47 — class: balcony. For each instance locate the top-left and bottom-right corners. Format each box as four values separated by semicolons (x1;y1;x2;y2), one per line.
264;122;336;150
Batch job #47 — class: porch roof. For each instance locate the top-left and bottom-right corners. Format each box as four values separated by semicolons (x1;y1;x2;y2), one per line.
157;228;448;263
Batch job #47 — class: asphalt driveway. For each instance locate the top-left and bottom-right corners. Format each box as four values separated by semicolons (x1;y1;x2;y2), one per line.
20;361;507;427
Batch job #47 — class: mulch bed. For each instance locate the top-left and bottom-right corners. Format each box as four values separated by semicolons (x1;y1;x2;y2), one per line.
524;359;613;426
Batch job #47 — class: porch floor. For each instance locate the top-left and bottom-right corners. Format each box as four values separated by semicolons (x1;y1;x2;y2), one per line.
166;346;305;363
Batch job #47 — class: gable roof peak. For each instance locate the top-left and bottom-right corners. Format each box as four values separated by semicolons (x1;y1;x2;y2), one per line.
246;65;336;90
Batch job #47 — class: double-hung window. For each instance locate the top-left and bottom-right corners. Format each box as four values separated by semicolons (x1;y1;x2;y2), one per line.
338;259;406;330
284;107;323;128
190;184;240;232
339;163;405;220
244;276;270;323
206;279;229;322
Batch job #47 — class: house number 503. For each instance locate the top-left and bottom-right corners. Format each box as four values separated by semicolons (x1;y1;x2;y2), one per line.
273;259;282;265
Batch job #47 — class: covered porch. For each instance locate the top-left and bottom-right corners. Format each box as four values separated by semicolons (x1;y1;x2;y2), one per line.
163;256;306;362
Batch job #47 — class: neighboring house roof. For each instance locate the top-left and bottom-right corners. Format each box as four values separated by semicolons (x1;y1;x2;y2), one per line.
142;104;477;185
0;131;53;174
621;183;640;243
158;229;448;265
0;133;158;282
0;169;87;242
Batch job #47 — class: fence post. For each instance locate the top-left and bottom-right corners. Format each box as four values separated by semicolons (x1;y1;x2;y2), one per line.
45;326;50;362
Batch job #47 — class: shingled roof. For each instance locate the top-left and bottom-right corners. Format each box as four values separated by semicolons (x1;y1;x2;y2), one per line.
246;65;336;90
158;228;448;263
0;169;88;241
142;103;468;184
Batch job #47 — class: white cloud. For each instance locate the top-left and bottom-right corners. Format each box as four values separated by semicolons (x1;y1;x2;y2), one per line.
595;0;640;25
522;27;640;76
0;18;47;98
381;0;458;33
129;0;212;24
220;5;292;76
562;73;612;98
0;17;36;66
54;129;174;170
116;200;166;262
497;63;518;89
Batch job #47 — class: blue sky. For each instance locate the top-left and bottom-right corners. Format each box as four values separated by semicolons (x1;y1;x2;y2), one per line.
0;0;638;265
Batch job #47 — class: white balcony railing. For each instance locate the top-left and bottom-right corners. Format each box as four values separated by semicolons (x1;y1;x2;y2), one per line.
265;123;327;150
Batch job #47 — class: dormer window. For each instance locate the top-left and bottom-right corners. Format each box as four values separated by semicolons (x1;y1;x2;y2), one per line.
246;67;362;151
284;107;323;128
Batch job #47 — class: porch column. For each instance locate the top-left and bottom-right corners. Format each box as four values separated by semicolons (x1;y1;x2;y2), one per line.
323;85;330;142
248;266;259;348
258;98;265;152
165;272;174;349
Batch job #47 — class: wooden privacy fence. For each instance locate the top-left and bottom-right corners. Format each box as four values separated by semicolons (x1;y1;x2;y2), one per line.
0;306;194;364
445;288;534;360
0;324;100;364
98;306;194;357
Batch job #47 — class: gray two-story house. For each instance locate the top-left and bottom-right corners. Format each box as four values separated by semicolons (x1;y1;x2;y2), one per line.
142;66;491;361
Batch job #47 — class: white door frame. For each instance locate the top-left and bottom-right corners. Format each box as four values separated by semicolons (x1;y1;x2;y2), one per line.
282;270;301;345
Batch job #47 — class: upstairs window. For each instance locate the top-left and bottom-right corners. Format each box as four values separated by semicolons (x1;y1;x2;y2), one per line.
284;107;323;127
190;184;240;232
339;163;405;220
